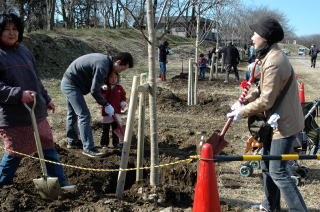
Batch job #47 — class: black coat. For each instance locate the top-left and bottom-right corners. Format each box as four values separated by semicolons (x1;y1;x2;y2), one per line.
219;45;240;65
158;44;169;62
309;47;319;58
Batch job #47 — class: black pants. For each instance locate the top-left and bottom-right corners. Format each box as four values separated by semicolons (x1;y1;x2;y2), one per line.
311;56;317;68
225;64;239;81
100;122;119;146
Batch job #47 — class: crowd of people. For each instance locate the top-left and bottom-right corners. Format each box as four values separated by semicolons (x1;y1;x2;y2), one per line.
0;8;315;211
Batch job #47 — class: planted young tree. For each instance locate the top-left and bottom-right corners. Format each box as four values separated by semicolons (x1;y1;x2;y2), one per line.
115;0;193;198
187;0;234;105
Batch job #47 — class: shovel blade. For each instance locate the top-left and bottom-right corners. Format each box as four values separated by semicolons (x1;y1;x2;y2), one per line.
33;177;61;200
113;125;126;141
206;132;229;154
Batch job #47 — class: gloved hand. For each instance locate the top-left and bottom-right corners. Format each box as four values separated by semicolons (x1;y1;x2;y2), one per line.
231;101;244;111
267;113;280;128
120;101;128;111
104;104;114;116
227;109;241;121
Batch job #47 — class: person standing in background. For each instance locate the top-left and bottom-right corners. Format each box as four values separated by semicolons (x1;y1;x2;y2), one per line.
158;40;169;81
219;42;240;83
309;44;319;68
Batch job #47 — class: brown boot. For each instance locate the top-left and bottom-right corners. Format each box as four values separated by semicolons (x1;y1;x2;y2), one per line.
163;73;166;81
160;73;164;81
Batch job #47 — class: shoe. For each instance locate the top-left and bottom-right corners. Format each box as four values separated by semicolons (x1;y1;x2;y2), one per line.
61;184;77;191
223;80;229;84
82;148;106;158
67;140;83;149
101;145;108;149
116;143;123;149
251;204;270;212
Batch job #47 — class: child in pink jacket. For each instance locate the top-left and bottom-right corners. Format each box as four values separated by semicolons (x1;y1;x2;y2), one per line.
100;72;128;148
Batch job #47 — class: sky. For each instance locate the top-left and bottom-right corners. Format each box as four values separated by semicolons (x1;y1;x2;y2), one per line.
242;0;319;36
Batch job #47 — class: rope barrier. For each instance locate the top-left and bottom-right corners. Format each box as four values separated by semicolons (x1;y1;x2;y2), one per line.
2;145;319;172
0;146;198;172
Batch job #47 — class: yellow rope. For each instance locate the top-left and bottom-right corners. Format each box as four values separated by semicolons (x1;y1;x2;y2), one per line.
0;146;199;172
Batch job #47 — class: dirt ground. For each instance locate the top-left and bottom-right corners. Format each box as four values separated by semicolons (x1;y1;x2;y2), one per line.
1;50;320;211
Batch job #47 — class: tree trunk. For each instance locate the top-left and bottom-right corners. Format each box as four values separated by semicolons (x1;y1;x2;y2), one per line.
46;0;56;30
146;0;160;186
123;0;128;28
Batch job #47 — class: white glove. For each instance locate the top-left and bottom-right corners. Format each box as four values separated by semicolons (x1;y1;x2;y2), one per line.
104;104;114;116
101;85;108;90
227;110;241;121
231;101;244;111
267;113;280;128
120;101;128;111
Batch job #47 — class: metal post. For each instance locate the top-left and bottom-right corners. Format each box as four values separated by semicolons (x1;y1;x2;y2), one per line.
136;73;147;182
188;58;194;105
209;53;215;81
215;53;219;79
221;53;224;73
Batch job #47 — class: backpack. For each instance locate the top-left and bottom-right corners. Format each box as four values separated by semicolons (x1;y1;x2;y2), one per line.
248;113;273;143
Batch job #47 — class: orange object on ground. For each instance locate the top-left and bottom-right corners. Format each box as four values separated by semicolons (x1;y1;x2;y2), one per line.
245;136;263;153
299;82;305;103
193;143;221;212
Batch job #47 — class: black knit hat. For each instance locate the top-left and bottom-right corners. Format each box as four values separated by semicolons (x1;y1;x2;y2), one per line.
249;16;284;44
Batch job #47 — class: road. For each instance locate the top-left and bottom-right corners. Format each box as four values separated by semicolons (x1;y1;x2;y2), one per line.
289;55;320;101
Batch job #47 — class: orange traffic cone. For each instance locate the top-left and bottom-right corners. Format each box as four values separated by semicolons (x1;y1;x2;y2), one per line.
299;82;305;103
193;143;221;212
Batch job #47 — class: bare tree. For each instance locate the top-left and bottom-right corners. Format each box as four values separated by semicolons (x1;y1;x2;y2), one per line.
46;0;56;30
60;0;77;28
221;5;295;47
190;0;235;104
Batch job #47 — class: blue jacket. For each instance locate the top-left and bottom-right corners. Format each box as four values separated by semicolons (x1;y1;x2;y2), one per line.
0;44;50;127
63;53;113;106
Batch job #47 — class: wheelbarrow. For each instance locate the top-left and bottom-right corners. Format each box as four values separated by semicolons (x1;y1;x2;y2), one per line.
24;94;61;200
206;61;259;154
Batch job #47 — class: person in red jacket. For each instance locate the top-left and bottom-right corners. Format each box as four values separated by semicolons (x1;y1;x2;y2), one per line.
100;72;128;148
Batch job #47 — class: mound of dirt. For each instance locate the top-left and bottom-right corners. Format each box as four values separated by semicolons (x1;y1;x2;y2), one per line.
0;75;243;211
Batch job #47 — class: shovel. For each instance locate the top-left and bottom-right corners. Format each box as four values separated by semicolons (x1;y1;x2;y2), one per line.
206;61;259;154
24;94;61;200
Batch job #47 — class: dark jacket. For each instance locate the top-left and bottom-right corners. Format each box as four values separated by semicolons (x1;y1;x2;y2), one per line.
0;44;51;127
309;47;319;58
158;44;169;62
63;53;113;106
219;44;240;65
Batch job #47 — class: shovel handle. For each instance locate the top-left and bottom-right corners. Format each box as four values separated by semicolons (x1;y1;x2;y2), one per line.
238;61;259;104
24;93;48;178
220;117;233;137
